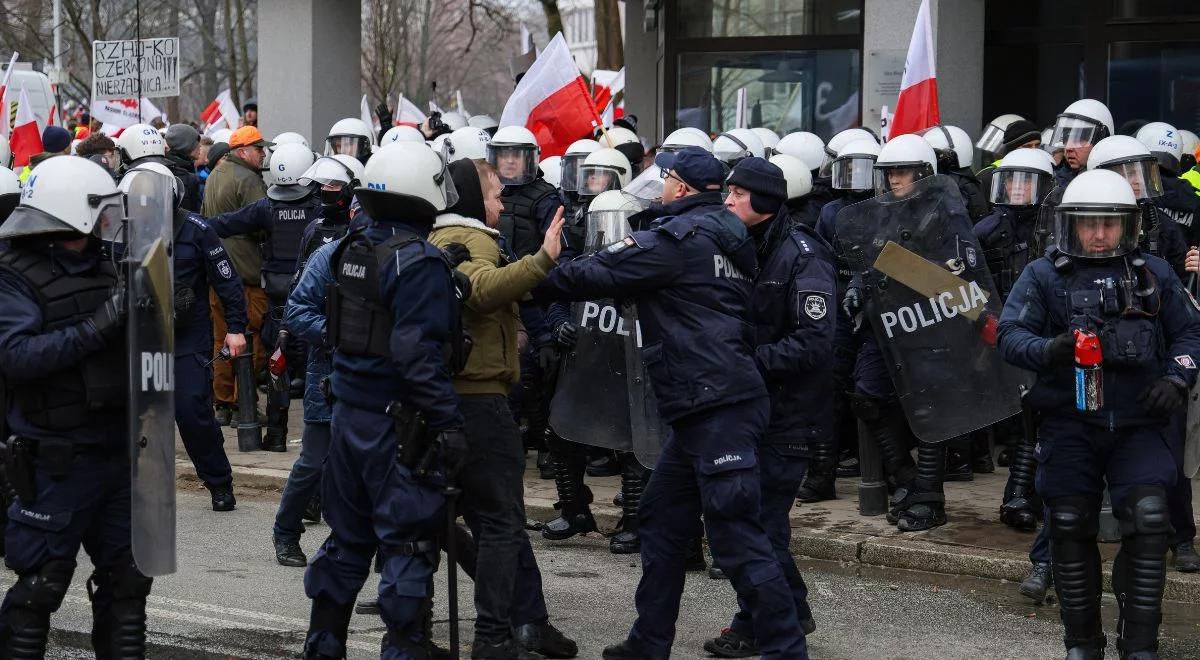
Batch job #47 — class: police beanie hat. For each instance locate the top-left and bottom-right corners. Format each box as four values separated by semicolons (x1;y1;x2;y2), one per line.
166;124;201;155
41;126;73;154
1002;119;1041;153
727;157;787;214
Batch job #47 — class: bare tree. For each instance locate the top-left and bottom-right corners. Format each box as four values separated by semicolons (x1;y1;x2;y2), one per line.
594;0;622;71
538;0;563;39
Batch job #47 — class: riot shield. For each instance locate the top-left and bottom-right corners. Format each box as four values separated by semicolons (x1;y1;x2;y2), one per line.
548;204;636;451
836;175;1028;443
124;170;177;577
623;303;666;469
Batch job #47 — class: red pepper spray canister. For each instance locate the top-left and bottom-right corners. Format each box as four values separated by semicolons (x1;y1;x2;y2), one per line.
1074;329;1103;411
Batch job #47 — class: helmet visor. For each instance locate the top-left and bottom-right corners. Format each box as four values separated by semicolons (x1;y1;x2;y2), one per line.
1103;159;1164;200
975;123;1006;154
436;144;460;210
585;210;635;250
1054;207;1140;259
624;166;665;201
487;144;538;186
560;153;587;192
325;136;368;160
579;165;623;196
713;134;751;164
96;192;128;242
1051;116;1102;150
873;165;929;197
832;156;875;191
989;169;1051;206
299;157;356;187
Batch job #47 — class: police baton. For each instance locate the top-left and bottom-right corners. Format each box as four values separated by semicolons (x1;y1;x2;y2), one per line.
444;482;462;657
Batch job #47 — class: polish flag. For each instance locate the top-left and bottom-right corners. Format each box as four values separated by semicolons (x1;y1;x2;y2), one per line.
887;0;940;140
10;87;42;167
0;53;17;138
360;94;380;137
200;90;239;133
395;93;427;125
500;33;602;157
592;67;624;126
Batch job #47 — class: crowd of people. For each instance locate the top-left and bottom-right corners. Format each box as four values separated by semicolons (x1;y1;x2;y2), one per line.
0;73;1199;660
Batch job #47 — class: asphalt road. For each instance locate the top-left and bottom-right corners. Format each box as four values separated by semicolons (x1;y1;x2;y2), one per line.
13;486;1200;659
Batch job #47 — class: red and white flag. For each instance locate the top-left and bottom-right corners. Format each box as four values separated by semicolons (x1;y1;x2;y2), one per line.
0;52;18;138
887;0;940;140
592;67;624;126
200;89;239;133
91;97;166;132
500;33;602;157
395;93;427;126
10;87;42;167
360;94;380;135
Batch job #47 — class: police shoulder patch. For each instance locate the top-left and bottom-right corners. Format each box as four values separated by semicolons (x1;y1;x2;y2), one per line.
606;236;638;254
217;259;233;279
1176;355;1197;370
804;294;827;320
965;246;977;268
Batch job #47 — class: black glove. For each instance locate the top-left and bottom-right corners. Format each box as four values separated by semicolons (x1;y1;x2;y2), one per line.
375;102;393;132
1045;332;1076;366
1140;378;1187;416
90;289;127;343
841;282;862;320
443;242;471;267
438;427;469;479
537;344;559;374
552;321;578;349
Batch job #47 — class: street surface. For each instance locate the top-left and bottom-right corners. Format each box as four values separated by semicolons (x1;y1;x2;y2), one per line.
17;487;1200;659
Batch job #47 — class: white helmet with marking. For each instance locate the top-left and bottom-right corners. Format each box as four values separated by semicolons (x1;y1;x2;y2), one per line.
0;156;124;240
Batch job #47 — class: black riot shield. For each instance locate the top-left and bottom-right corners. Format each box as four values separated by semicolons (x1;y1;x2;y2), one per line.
623;304;666;469
548;206;635;452
124;170;177;577
836;175;1029;443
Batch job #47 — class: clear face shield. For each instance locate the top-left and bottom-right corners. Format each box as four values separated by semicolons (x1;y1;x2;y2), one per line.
435;143;460;209
486;144;538;186
818;149;837;179
1054;207;1140;259
325;135;369;160
1102;158;1164;201
579;165;623;197
1050;116;1103;152
975;123;1006;155
586;209;635;248
96;191;129;242
832;155;876;191
624;166;665;201
873;164;930;197
560;153;587;192
989;168;1051;206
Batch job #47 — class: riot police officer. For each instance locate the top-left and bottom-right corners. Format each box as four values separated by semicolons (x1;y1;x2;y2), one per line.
534;147;808;660
1049;99;1115;188
1135;122;1200;245
115;122;169;174
922;125;989;220
324;117;376;165
303;142;468;659
209;142;321;451
0;156;153;656
704;156;835;658
776;131;836;221
998;169;1200;660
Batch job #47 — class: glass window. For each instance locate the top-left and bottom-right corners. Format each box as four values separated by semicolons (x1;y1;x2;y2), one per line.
1108;41;1200;133
676;50;861;139
675;0;861;38
984;0;1087;29
1111;0;1200;19
983;42;1084;129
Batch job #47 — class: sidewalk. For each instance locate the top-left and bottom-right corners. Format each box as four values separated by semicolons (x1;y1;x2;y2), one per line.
176;407;1200;602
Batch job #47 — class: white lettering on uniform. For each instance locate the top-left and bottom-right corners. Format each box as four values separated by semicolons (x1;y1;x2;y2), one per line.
881;281;989;338
342;263;366;279
140;351;174;392
712;255;748;281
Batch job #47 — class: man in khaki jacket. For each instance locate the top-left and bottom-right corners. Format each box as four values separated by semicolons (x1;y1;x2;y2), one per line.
429;159;578;659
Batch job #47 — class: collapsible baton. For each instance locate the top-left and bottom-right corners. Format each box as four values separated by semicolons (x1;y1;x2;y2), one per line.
445;481;462;658
234;331;262;451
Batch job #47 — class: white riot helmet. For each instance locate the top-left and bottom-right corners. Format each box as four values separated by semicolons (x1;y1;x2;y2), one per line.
1180;130;1199;164
273;132;310;149
381;125;426;146
116;123;167;164
1086;135;1164;201
1050;99;1115;152
873;134;937;196
0;134;11;168
598;126;639;149
660;127;714;154
0;156;124;240
119;161;182;209
430;133;451;155
990;148;1055;206
325;118;375;163
266;142;317;201
210;128;233;145
487;126;540;186
540;157;563;188
1134;122;1183;175
579;148;631;197
1054;169;1140;260
775;131;827;172
768;154;813;201
751;128;781;155
561;139;601;193
468;115;499;131
0;166;23;223
713;128;765;165
441;112;468;131
976;114;1026;155
831;139;880;192
821;127;878;177
299;155;364;188
921;125;974;170
445;126;491;162
587;190;645;247
355;142;457;221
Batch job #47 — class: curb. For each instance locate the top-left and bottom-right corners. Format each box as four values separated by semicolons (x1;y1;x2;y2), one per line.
190;462;1200;603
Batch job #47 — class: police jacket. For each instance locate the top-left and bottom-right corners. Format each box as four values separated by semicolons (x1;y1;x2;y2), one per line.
1157;175;1200;245
202;153;267;286
948;167;989;221
535;192;767;423
164;150;203;213
997;249;1200;426
500;177;562;259
209;190;323;288
1141;203;1189;280
972;205;1041;300
286;240;339;424
797;181;836;227
174;209;248;355
748;211;837;445
0;241;125;445
1053;161;1081;189
327;217;464;431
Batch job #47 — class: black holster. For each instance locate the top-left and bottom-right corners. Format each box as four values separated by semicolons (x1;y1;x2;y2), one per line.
4;437;73;504
386;401;432;474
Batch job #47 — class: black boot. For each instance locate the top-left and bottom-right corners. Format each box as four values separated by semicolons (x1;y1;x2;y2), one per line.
274;537;308;567
210;485;237;512
944;437;973;482
587;452;621;477
1000;429;1039;532
514;619;578;658
1114;487;1170;659
971;430;994;473
895;441;947;532
1047;496;1107;655
89;562;153;660
796;433;838;503
542;431;597;541
1173;540;1200;573
610;454;647;554
602;639;653;660
1020;561;1053;604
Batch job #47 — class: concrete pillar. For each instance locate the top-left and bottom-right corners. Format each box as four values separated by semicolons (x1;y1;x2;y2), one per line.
623;1;663;145
863;0;983;139
257;0;361;147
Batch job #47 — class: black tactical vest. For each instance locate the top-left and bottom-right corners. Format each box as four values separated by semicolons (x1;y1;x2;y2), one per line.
0;248;126;430
327;229;421;358
500;179;558;259
300;220;350;266
266;197;321;271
